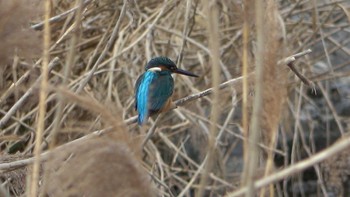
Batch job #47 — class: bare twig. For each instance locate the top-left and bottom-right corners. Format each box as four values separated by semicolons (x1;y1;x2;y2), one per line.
49;0;84;148
76;0;128;92
278;49;312;65
31;0;92;30
225;134;350;197
29;0;51;196
287;62;315;87
1;1;348;196
278;49;314;86
0;57;60;128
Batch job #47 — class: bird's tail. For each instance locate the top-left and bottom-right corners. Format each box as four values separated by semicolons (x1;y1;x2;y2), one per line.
137;95;149;125
138;113;147;125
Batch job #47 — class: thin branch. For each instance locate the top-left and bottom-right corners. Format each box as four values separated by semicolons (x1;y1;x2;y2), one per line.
278;49;312;65
225;134;350;197
278;49;314;87
286;62;314;87
0;57;60;128
76;0;128;93
49;0;84;148
31;0;92;30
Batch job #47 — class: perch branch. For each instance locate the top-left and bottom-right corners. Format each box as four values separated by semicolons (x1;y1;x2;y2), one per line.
124;74;247;125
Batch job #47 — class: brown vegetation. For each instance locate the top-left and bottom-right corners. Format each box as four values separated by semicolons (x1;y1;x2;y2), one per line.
43;134;154;197
1;0;350;197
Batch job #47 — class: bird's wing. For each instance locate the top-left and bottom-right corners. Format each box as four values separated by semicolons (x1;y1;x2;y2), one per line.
134;73;145;110
148;75;174;112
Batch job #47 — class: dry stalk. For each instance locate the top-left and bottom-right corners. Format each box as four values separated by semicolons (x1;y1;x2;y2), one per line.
77;0;128;93
50;0;129;138
241;0;253;185
196;0;221;196
49;0;84;148
31;0;92;30
1;0;348;196
29;0;51;196
0;49;311;174
0;58;60;128
225;134;350;197
241;0;265;196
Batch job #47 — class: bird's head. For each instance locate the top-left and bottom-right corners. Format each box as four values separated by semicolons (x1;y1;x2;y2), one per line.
145;56;198;77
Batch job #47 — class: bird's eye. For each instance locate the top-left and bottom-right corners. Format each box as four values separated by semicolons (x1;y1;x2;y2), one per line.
170;66;176;70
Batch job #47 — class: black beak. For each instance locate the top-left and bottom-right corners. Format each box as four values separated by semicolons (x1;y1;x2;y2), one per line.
174;68;199;77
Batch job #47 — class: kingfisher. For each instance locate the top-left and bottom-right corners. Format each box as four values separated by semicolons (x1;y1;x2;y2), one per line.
135;56;198;125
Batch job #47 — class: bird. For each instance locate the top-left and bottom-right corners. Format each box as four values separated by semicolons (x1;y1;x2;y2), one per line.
135;56;198;125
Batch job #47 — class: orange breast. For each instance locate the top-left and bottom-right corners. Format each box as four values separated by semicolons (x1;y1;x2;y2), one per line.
159;97;173;113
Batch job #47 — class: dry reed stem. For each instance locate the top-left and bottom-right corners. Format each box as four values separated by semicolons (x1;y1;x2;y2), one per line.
31;0;92;30
47;0;128;139
242;0;265;196
175;0;193;67
37;88;152;196
241;0;253;186
225;133;350;197
49;0;84;148
0;49;310;172
290;83;328;196
29;0;50;196
0;58;60;128
1;0;349;196
196;0;221;196
317;81;345;135
76;0;128;93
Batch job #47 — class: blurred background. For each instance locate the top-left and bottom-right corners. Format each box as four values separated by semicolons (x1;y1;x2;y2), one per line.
0;0;350;196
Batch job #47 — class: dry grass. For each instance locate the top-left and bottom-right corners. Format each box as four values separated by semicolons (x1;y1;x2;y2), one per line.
0;0;350;196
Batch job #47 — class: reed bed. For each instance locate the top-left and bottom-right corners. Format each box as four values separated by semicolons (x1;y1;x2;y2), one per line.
0;0;350;196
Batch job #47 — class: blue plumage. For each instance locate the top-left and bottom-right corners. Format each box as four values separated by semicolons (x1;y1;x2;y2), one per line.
136;72;155;125
135;70;174;125
134;57;198;125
